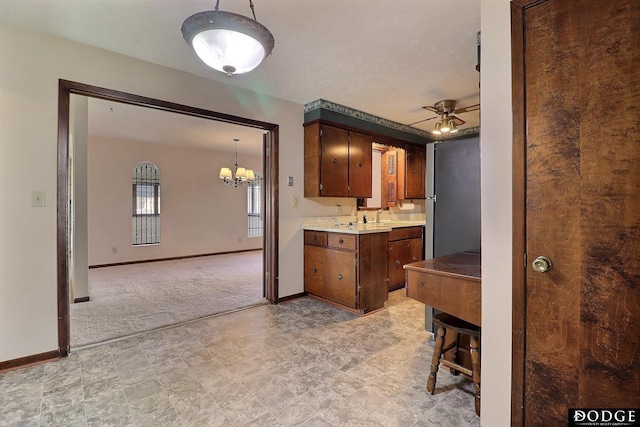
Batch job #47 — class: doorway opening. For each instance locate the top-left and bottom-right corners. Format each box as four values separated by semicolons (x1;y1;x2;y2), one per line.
57;80;279;356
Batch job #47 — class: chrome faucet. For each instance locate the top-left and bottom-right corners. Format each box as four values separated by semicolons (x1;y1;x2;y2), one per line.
376;209;384;224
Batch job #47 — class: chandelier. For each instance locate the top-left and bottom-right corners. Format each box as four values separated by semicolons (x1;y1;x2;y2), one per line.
219;139;255;187
181;0;275;76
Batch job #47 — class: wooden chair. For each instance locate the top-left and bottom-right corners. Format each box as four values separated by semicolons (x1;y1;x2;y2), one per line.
427;312;481;416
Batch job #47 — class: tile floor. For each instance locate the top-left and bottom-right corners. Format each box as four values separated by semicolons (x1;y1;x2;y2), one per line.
0;291;480;427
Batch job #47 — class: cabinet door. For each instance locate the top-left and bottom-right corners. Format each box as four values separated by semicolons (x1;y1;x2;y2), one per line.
304;245;326;296
325;249;357;308
388;238;423;289
348;131;373;198
405;144;425;199
320;125;349;196
388;240;411;288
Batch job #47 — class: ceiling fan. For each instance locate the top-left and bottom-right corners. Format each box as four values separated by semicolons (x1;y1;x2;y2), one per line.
409;100;480;134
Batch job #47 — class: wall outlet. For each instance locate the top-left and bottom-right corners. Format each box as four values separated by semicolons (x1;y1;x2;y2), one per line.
112;247;117;254
291;194;299;208
336;204;342;214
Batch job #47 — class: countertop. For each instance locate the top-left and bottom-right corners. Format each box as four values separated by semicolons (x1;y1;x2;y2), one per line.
302;220;426;235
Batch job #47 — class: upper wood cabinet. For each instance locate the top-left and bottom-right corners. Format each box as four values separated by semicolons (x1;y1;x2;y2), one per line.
397;144;426;200
304;122;373;198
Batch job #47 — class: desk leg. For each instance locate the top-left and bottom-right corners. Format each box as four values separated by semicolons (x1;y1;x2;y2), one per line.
427;325;445;394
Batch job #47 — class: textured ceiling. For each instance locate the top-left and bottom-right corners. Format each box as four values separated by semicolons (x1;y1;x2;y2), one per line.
0;0;481;155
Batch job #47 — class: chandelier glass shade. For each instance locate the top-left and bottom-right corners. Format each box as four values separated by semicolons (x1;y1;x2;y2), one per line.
181;2;274;76
220;139;255;187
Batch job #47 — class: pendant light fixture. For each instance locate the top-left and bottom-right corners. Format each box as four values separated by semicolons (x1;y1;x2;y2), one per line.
181;0;275;76
220;139;255;187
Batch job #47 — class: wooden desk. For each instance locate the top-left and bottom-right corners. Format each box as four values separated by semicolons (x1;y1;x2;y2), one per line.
404;252;481;326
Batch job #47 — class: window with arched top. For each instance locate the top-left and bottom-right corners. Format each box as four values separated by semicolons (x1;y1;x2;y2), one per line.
132;161;161;245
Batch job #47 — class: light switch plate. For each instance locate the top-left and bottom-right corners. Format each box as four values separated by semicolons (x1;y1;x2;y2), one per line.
287;176;294;186
32;191;45;207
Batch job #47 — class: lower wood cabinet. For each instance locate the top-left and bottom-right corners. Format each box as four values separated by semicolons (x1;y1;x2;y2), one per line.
387;226;424;291
304;230;388;314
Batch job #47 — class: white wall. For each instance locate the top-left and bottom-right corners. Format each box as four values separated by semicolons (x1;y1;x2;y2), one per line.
0;23;343;362
87;136;263;265
480;0;513;425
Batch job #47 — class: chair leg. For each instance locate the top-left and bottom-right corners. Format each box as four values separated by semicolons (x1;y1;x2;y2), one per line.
427;325;445;394
449;330;460;375
470;335;481;416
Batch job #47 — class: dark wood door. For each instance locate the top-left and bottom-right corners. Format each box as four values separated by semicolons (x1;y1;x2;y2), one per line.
347;130;373;198
512;0;640;424
320;125;349;196
405;144;425;199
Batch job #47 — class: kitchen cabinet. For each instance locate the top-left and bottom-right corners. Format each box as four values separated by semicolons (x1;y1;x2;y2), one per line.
304;122;373;198
304;230;388;314
387;226;423;291
397;144;426;200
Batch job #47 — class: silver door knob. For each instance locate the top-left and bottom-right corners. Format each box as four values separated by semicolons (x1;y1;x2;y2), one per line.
532;256;553;273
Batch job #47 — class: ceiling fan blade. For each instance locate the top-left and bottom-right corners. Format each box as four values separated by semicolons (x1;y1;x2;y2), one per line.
421;106;440;114
453;104;480;114
409;116;439;126
451;115;466;126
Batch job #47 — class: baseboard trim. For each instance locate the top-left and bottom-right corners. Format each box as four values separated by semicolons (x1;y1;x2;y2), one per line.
0;350;59;373
277;292;307;303
89;248;263;269
73;296;90;303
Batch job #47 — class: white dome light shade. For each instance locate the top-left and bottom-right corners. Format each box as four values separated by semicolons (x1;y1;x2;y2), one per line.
182;10;274;76
192;29;266;74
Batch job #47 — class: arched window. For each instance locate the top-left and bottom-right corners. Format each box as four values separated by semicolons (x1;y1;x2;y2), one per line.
132;161;161;245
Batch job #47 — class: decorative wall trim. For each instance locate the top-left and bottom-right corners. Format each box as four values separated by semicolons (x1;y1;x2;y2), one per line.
304;99;479;141
304;99;431;138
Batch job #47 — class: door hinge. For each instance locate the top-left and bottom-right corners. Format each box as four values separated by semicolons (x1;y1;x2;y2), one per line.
320;128;323;137
319;183;323;190
524;253;528;268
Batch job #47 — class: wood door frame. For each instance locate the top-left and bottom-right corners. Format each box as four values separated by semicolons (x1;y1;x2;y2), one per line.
511;0;534;424
57;79;280;356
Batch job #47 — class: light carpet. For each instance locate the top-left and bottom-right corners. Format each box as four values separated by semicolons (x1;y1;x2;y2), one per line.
70;251;265;348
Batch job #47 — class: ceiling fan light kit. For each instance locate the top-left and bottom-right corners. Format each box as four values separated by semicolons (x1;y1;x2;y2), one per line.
410;99;479;136
181;0;275;76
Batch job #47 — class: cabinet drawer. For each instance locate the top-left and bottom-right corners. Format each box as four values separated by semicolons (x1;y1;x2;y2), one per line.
304;245;325;295
388;226;423;241
327;233;357;250
304;230;327;246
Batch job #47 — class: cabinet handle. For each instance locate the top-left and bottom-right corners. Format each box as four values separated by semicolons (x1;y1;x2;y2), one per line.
338;238;344;245
412;256;417;261
358;162;363;167
338;274;343;280
333;158;338;164
313;235;317;241
312;268;317;273
395;260;401;267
